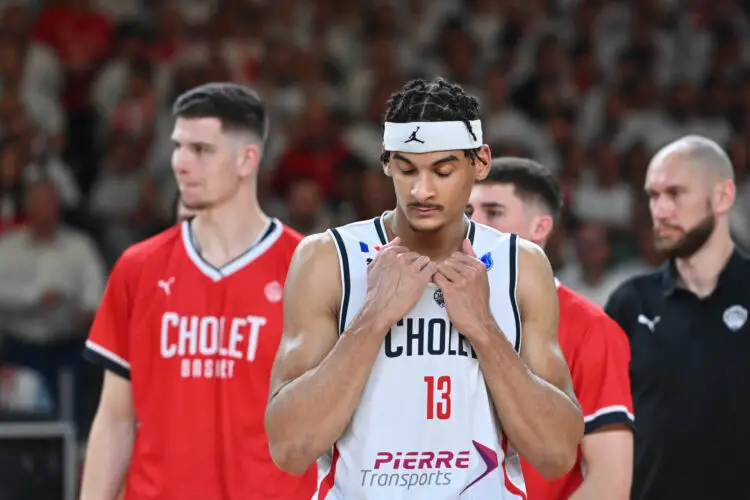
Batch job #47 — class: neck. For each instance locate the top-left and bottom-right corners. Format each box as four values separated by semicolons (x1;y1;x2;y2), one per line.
674;226;734;298
385;208;467;262
190;188;268;267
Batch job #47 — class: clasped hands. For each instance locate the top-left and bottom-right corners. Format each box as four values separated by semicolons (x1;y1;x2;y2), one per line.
366;237;494;338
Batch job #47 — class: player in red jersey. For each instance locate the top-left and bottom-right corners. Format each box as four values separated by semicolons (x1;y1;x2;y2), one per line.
468;157;634;500
80;83;316;500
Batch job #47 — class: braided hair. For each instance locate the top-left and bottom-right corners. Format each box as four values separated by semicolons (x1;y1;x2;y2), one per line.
381;78;486;166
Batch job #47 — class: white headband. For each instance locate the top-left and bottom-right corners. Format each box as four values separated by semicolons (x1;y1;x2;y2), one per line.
383;120;483;153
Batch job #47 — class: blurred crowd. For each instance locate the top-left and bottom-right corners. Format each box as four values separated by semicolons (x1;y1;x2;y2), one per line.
0;0;749;443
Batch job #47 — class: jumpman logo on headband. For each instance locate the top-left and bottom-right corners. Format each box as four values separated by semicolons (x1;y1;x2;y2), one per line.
404;127;425;144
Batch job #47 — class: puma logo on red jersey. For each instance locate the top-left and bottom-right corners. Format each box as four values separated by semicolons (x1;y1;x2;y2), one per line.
158;277;175;296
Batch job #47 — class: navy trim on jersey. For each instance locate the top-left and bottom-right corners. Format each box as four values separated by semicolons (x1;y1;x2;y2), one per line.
467;220;476;244
330;228;351;335
585;409;635;434
83;347;131;380
509;234;522;353
186;218;277;275
374;216;388;245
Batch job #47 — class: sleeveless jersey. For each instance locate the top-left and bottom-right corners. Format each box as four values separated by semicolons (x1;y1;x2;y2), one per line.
315;215;527;500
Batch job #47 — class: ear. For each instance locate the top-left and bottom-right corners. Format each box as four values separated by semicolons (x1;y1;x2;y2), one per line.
238;143;262;178
529;213;554;244
713;179;736;216
382;145;393;177
474;145;492;181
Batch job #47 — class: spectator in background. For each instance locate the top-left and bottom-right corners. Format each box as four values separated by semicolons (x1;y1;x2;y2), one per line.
558;222;626;306
88;133;153;266
106;59;159;156
0;179;105;415
0;139;26;235
572;142;634;230
0;5;65;147
33;0;114;187
280;177;336;235
92;22;170;126
272;98;352;198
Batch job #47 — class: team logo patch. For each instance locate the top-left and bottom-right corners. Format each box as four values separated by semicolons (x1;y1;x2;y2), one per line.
479;252;493;271
264;281;283;303
723;305;748;331
433;288;445;308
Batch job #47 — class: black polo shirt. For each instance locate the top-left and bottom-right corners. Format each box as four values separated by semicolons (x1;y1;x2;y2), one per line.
605;249;750;500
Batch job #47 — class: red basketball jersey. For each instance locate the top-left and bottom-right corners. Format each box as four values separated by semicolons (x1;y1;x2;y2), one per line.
84;219;316;500
521;282;634;500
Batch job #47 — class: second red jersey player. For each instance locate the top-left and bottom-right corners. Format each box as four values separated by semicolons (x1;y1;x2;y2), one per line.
80;83;316;500
470;157;634;499
521;280;634;499
86;221;314;498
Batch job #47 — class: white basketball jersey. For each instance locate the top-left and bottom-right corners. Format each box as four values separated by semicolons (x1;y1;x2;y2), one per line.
314;214;527;500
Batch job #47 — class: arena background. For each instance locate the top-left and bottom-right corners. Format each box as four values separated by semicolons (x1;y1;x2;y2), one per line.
0;0;748;497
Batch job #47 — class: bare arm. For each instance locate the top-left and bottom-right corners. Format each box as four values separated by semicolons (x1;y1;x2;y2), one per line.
80;371;135;500
569;425;633;500
265;233;395;475
469;241;583;478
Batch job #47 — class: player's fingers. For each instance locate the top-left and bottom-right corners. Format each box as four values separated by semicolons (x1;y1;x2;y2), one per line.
380;245;409;260
436;262;462;283
461;238;476;257
420;260;439;277
412;255;432;271
398;251;422;264
431;270;449;288
452;251;483;268
383;242;410;256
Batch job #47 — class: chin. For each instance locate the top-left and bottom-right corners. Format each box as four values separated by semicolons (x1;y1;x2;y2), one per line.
406;216;445;234
181;198;212;211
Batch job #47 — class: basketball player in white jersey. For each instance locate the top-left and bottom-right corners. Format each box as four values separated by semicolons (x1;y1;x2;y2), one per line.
266;78;584;499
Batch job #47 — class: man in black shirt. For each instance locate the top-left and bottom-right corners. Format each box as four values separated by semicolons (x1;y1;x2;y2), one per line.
606;135;750;500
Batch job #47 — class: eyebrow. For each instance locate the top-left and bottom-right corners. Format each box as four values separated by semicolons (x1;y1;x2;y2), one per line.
171;138;214;148
480;202;504;209
392;153;459;167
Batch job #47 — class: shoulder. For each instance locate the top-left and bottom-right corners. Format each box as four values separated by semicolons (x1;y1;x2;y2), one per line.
278;223;304;246
470;221;514;252
606;267;664;311
286;232;341;307
515;237;554;279
603;267;666;334
274;221;305;259
558;284;626;341
331;217;382;240
113;225;182;279
289;231;339;272
558;284;606;320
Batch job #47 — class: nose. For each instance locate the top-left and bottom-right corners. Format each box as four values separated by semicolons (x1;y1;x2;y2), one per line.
171;149;192;175
410;172;436;203
650;194;674;222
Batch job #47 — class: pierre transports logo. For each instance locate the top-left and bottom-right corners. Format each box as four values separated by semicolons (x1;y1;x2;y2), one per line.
360;441;498;494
